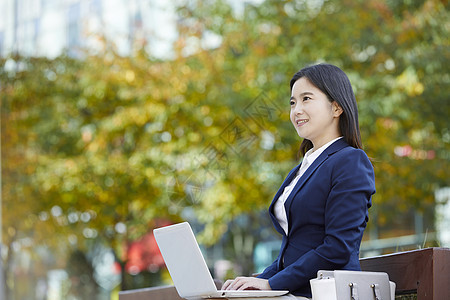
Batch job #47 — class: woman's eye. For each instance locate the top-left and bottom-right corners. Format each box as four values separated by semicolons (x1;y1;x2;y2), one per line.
290;100;295;105
303;96;311;101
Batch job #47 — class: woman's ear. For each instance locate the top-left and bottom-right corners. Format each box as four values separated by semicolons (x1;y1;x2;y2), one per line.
332;102;343;117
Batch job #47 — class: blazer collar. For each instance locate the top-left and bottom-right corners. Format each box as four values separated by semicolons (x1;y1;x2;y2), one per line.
278;138;349;234
272;138;348;202
322;137;348;156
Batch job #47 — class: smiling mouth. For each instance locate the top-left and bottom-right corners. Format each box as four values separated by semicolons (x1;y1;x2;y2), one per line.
296;119;308;126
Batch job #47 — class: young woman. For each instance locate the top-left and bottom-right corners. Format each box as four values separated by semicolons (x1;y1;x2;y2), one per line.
222;63;376;299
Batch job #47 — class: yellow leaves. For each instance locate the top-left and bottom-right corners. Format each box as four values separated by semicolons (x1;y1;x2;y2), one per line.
125;70;135;83
172;77;188;93
180;64;191;76
197;222;228;246
98;102;165;134
8;227;17;238
200;105;210;115
145;167;155;178
187;132;202;143
396;66;424;96
203;184;235;215
195;184;234;245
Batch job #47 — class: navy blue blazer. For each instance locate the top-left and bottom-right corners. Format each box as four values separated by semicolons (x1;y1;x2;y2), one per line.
258;139;375;297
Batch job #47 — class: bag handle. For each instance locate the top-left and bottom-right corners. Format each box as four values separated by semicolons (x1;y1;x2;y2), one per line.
371;283;382;300
349;282;358;300
349;282;384;300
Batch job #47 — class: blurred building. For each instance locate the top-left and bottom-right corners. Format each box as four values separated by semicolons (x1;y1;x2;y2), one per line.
0;0;260;59
0;0;178;58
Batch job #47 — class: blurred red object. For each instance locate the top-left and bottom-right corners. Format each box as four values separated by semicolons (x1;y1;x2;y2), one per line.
125;220;172;274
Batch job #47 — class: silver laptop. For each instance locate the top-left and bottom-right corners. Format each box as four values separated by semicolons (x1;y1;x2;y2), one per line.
154;222;289;299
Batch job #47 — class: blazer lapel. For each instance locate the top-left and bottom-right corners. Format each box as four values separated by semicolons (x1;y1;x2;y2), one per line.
268;163;301;235
270;164;301;206
283;139;349;232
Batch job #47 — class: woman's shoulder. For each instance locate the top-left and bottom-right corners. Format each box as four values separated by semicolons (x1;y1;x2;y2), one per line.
325;139;370;160
329;144;373;168
338;144;369;156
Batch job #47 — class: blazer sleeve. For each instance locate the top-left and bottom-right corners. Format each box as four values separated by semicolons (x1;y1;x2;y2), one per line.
267;149;375;291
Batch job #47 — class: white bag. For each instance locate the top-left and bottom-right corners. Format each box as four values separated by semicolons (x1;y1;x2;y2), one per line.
310;270;396;300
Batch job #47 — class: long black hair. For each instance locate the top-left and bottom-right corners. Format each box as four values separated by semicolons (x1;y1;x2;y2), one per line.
290;63;362;156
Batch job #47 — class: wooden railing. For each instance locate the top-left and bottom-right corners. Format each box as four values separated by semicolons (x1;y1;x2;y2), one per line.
118;279;222;300
118;285;183;300
360;247;449;299
119;247;450;300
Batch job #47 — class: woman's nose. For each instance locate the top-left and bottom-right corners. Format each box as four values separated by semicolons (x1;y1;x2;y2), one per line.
293;104;304;115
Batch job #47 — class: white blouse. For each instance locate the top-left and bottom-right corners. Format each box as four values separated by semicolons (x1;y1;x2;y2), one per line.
273;137;343;235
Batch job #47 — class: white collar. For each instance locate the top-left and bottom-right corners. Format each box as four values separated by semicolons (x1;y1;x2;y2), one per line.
302;136;343;166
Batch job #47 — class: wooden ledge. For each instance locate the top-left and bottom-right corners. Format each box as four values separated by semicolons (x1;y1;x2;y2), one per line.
360;247;450;299
119;285;183;300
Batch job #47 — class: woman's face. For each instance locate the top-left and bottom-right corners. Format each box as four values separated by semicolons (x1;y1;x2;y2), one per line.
290;77;342;149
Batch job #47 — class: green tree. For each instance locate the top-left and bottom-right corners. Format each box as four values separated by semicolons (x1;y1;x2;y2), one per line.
1;0;449;298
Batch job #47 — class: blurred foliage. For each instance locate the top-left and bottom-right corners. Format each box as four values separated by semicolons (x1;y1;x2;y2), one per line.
1;0;449;296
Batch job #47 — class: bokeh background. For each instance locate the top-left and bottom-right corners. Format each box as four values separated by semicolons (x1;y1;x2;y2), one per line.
0;0;449;299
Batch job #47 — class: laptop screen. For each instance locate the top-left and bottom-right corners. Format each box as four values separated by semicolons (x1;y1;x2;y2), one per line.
154;222;218;298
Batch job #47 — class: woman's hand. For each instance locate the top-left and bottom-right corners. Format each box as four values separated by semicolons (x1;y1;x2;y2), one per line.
222;277;271;291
